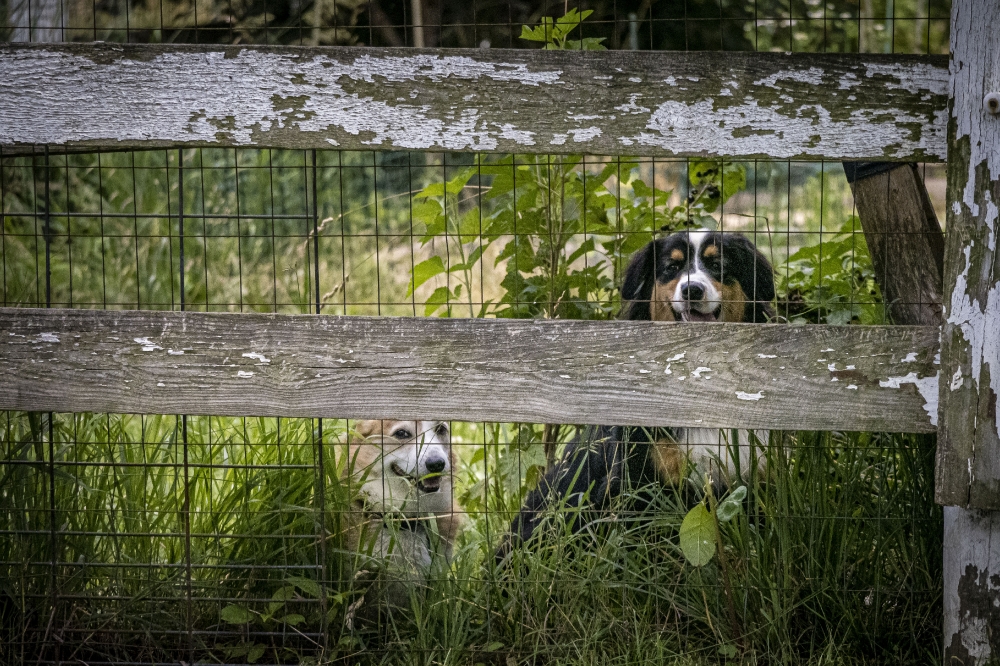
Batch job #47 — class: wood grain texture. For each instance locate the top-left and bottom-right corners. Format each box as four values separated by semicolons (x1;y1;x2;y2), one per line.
0;308;939;432
850;163;945;327
0;43;948;161
936;0;1000;510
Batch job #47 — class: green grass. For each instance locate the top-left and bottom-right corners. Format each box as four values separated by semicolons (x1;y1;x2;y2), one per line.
0;149;943;664
0;413;941;664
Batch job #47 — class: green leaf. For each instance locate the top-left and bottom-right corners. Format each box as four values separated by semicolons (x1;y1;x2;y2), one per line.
679;503;717;566
220;604;255;625
279;613;305;626
408;256;446;296
424;286;451;316
716;498;742;523
286;576;322;599
719;644;738;658
563;37;606;51
458;208;482;243
727;485;748;503
247;644;266;664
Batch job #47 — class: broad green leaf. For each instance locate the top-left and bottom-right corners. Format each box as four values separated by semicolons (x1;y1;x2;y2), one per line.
279;613;305;626
679;503;717;567
458;208;482;242
220;604;254;625
719;644;738;658
563;37;607;50
716;498;742;523
424;286;450;316
247;644;266;664
412;200;443;227
408;256;446;296
418;182;447;199
287;576;322;599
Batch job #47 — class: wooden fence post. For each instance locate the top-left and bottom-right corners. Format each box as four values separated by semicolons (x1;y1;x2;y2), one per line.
845;161;944;327
937;0;1000;662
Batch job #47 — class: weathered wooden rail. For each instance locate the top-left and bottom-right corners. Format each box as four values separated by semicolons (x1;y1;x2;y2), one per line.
0;309;939;432
0;44;948;160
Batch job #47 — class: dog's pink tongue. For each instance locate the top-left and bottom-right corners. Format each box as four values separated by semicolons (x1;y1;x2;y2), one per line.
684;309;718;322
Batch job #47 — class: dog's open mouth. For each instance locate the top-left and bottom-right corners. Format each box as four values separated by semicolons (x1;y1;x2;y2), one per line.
390;462;442;493
679;307;720;322
416;476;442;493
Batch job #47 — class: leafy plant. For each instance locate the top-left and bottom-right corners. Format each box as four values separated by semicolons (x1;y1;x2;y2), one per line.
777;216;886;325
518;8;607;51
408;12;748;324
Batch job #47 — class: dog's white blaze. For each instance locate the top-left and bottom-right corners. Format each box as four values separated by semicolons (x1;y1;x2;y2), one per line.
671;229;722;316
362;420;453;516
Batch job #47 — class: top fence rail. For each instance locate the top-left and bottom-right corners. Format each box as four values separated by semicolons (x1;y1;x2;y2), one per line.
0;44;949;161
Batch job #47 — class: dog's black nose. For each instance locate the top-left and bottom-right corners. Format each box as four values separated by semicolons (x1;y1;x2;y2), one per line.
425;457;447;474
681;283;705;301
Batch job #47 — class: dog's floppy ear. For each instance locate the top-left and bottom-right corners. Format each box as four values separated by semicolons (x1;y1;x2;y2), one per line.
620;240;658;320
351;420;381;443
728;234;775;322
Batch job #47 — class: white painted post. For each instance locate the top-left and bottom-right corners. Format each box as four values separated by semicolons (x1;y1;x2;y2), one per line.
937;0;1000;662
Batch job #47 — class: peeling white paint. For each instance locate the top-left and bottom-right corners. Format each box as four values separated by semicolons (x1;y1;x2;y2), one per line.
569;127;602;142
753;67;824;89
237;370;255;378
951;2;1000;213
951;367;963;391
691;367;712;378
828;362;838;371
242;351;271;364
947;245;1000;437
667;352;686;362
865;61;949;94
736;391;764;401
35;332;59;343
0;48;947;160
847;384;858;390
639;369;651;374
757;353;777;358
168;349;185;355
902;352;919;363
134;337;163;351
157;382;165;387
627;98;941;159
879;371;940;426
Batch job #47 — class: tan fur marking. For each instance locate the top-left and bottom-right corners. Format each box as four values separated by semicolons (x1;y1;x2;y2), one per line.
670;248;684;261
651;438;684;485
719;281;747;322
703;244;718;258
650;279;679;321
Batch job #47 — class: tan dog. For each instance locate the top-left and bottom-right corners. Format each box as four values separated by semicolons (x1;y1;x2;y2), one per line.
341;420;462;611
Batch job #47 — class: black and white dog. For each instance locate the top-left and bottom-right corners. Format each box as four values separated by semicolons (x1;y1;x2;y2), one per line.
499;229;775;560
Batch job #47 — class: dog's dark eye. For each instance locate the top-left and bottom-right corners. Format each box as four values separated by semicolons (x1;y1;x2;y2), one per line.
435;423;449;437
392;428;413;440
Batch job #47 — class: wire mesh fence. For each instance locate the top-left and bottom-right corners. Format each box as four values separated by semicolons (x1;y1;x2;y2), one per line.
2;1;949;664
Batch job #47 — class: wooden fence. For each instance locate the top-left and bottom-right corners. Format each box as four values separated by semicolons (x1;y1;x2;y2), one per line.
0;0;997;661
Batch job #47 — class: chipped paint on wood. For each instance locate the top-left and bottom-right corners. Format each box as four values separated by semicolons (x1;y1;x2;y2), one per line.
0;308;940;432
936;0;1000;511
0;44;948;160
878;371;940;426
943;506;1000;664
